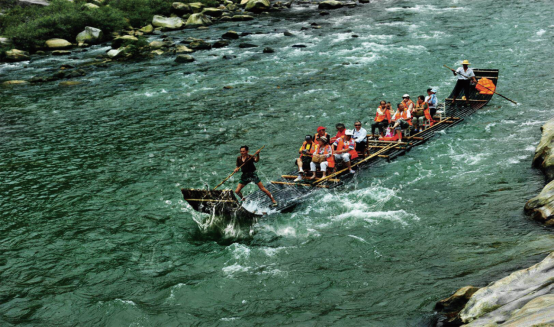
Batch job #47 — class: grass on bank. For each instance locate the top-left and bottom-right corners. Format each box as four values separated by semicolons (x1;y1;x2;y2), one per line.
0;0;218;52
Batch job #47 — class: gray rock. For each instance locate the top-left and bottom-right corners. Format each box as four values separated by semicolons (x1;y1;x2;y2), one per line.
212;40;229;48
222;31;240;39
175;54;195;63
76;26;103;45
239;43;257;48
45;38;72;49
318;0;343;9
223;55;236;59
185;13;212;27
152;15;184;30
459;252;554;326
171;2;192;15
4;49;30;62
244;0;270;12
284;31;294;36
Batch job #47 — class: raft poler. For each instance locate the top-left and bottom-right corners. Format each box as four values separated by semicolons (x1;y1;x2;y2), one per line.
451;59;478;106
234;145;278;207
295;135;316;182
333;130;358;174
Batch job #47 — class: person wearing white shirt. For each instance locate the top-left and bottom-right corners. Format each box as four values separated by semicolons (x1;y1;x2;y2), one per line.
451;60;478;106
352;121;367;156
425;88;438;116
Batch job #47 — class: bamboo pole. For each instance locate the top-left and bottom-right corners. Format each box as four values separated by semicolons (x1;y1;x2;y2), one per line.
271;181;329;188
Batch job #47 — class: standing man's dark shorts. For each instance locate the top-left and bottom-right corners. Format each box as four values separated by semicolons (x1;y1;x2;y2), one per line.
452;79;472;99
239;171;261;185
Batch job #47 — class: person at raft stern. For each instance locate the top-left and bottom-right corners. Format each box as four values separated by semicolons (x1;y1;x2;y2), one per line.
402;94;415;115
332;123;346;143
391;103;412;143
309;137;335;180
371;100;391;139
451;60;477;106
314;126;330;142
234;146;278;206
295;135;316;182
333;130;358;174
412;95;429;132
352;121;368;156
425;88;438;117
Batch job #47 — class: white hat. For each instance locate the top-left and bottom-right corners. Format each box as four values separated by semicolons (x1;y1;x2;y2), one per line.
431;88;437;93
403;94;410;98
345;129;354;136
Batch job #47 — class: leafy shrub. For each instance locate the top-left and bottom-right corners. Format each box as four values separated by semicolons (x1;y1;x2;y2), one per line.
107;0;173;27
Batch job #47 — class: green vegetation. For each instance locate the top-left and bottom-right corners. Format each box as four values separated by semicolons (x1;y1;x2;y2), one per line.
0;0;222;52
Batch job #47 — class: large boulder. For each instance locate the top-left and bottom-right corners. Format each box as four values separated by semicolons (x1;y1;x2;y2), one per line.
45;38;72;50
525;179;554;225
201;8;223;17
4;49;30;62
175;45;193;53
171;2;192;15
318;0;343;9
185;13;212;27
532;118;554;182
188;2;205;13
244;0;270;12
76;26;103;45
459;252;554;325
152;15;184;30
111;35;138;49
175;54;195;63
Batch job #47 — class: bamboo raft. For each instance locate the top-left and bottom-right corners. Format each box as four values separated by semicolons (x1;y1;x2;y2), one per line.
182;69;499;221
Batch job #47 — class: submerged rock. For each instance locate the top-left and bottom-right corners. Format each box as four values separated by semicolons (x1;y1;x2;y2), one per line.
59;81;82;87
318;0;343;9
239;43;258;48
175;45;194;53
459;252;554;325
111;35;138;49
52;50;71;56
212;40;230;48
222;31;240;39
76;26;103;45
263;47;274;53
175;54;195;63
45;38;72;50
2;80;29;86
231;15;254;21
189;39;212;50
152;15;184;30
185;13;212;27
4;49;30;62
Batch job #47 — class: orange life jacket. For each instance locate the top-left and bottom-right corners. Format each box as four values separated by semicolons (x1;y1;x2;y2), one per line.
375;107;388;123
314;144;335;168
475;78;496;95
393;110;412;126
421;101;435;126
299;141;315;157
336;138;358;160
403;99;414;111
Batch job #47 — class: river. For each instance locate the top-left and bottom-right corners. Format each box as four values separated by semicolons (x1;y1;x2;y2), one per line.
1;0;554;325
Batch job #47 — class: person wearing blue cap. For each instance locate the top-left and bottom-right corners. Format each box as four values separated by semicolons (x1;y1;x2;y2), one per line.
425;88;438;117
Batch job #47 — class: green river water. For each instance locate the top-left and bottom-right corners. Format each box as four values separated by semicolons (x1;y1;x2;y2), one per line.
2;0;554;325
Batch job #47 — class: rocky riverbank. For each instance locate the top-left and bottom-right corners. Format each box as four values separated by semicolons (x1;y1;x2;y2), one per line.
0;0;366;86
435;118;554;326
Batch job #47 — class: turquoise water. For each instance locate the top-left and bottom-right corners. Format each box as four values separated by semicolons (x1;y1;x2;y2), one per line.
2;0;554;325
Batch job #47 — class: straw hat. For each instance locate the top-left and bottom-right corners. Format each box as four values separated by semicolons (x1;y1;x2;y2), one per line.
462;60;471;65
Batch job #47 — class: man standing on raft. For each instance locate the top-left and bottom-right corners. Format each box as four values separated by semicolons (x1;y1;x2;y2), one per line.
234;146;278;207
451;59;478;106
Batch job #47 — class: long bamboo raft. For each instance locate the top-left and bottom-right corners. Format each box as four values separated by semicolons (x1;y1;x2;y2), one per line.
182;69;499;221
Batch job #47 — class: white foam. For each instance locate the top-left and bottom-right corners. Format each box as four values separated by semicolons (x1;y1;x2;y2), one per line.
222;263;249;275
537;29;546;36
386;5;468;13
348;235;368;243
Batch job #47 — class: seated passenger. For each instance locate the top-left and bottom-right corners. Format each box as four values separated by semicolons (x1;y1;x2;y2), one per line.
314;126;330;142
391;103;412;143
332;123;346;143
333;130;358;174
425;88;438;117
412;95;429;132
402;94;415;115
295;135;316;182
352;121;368;156
371;101;391;138
309;137;334;180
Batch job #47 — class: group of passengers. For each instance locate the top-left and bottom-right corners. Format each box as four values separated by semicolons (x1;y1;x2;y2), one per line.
295;89;438;181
